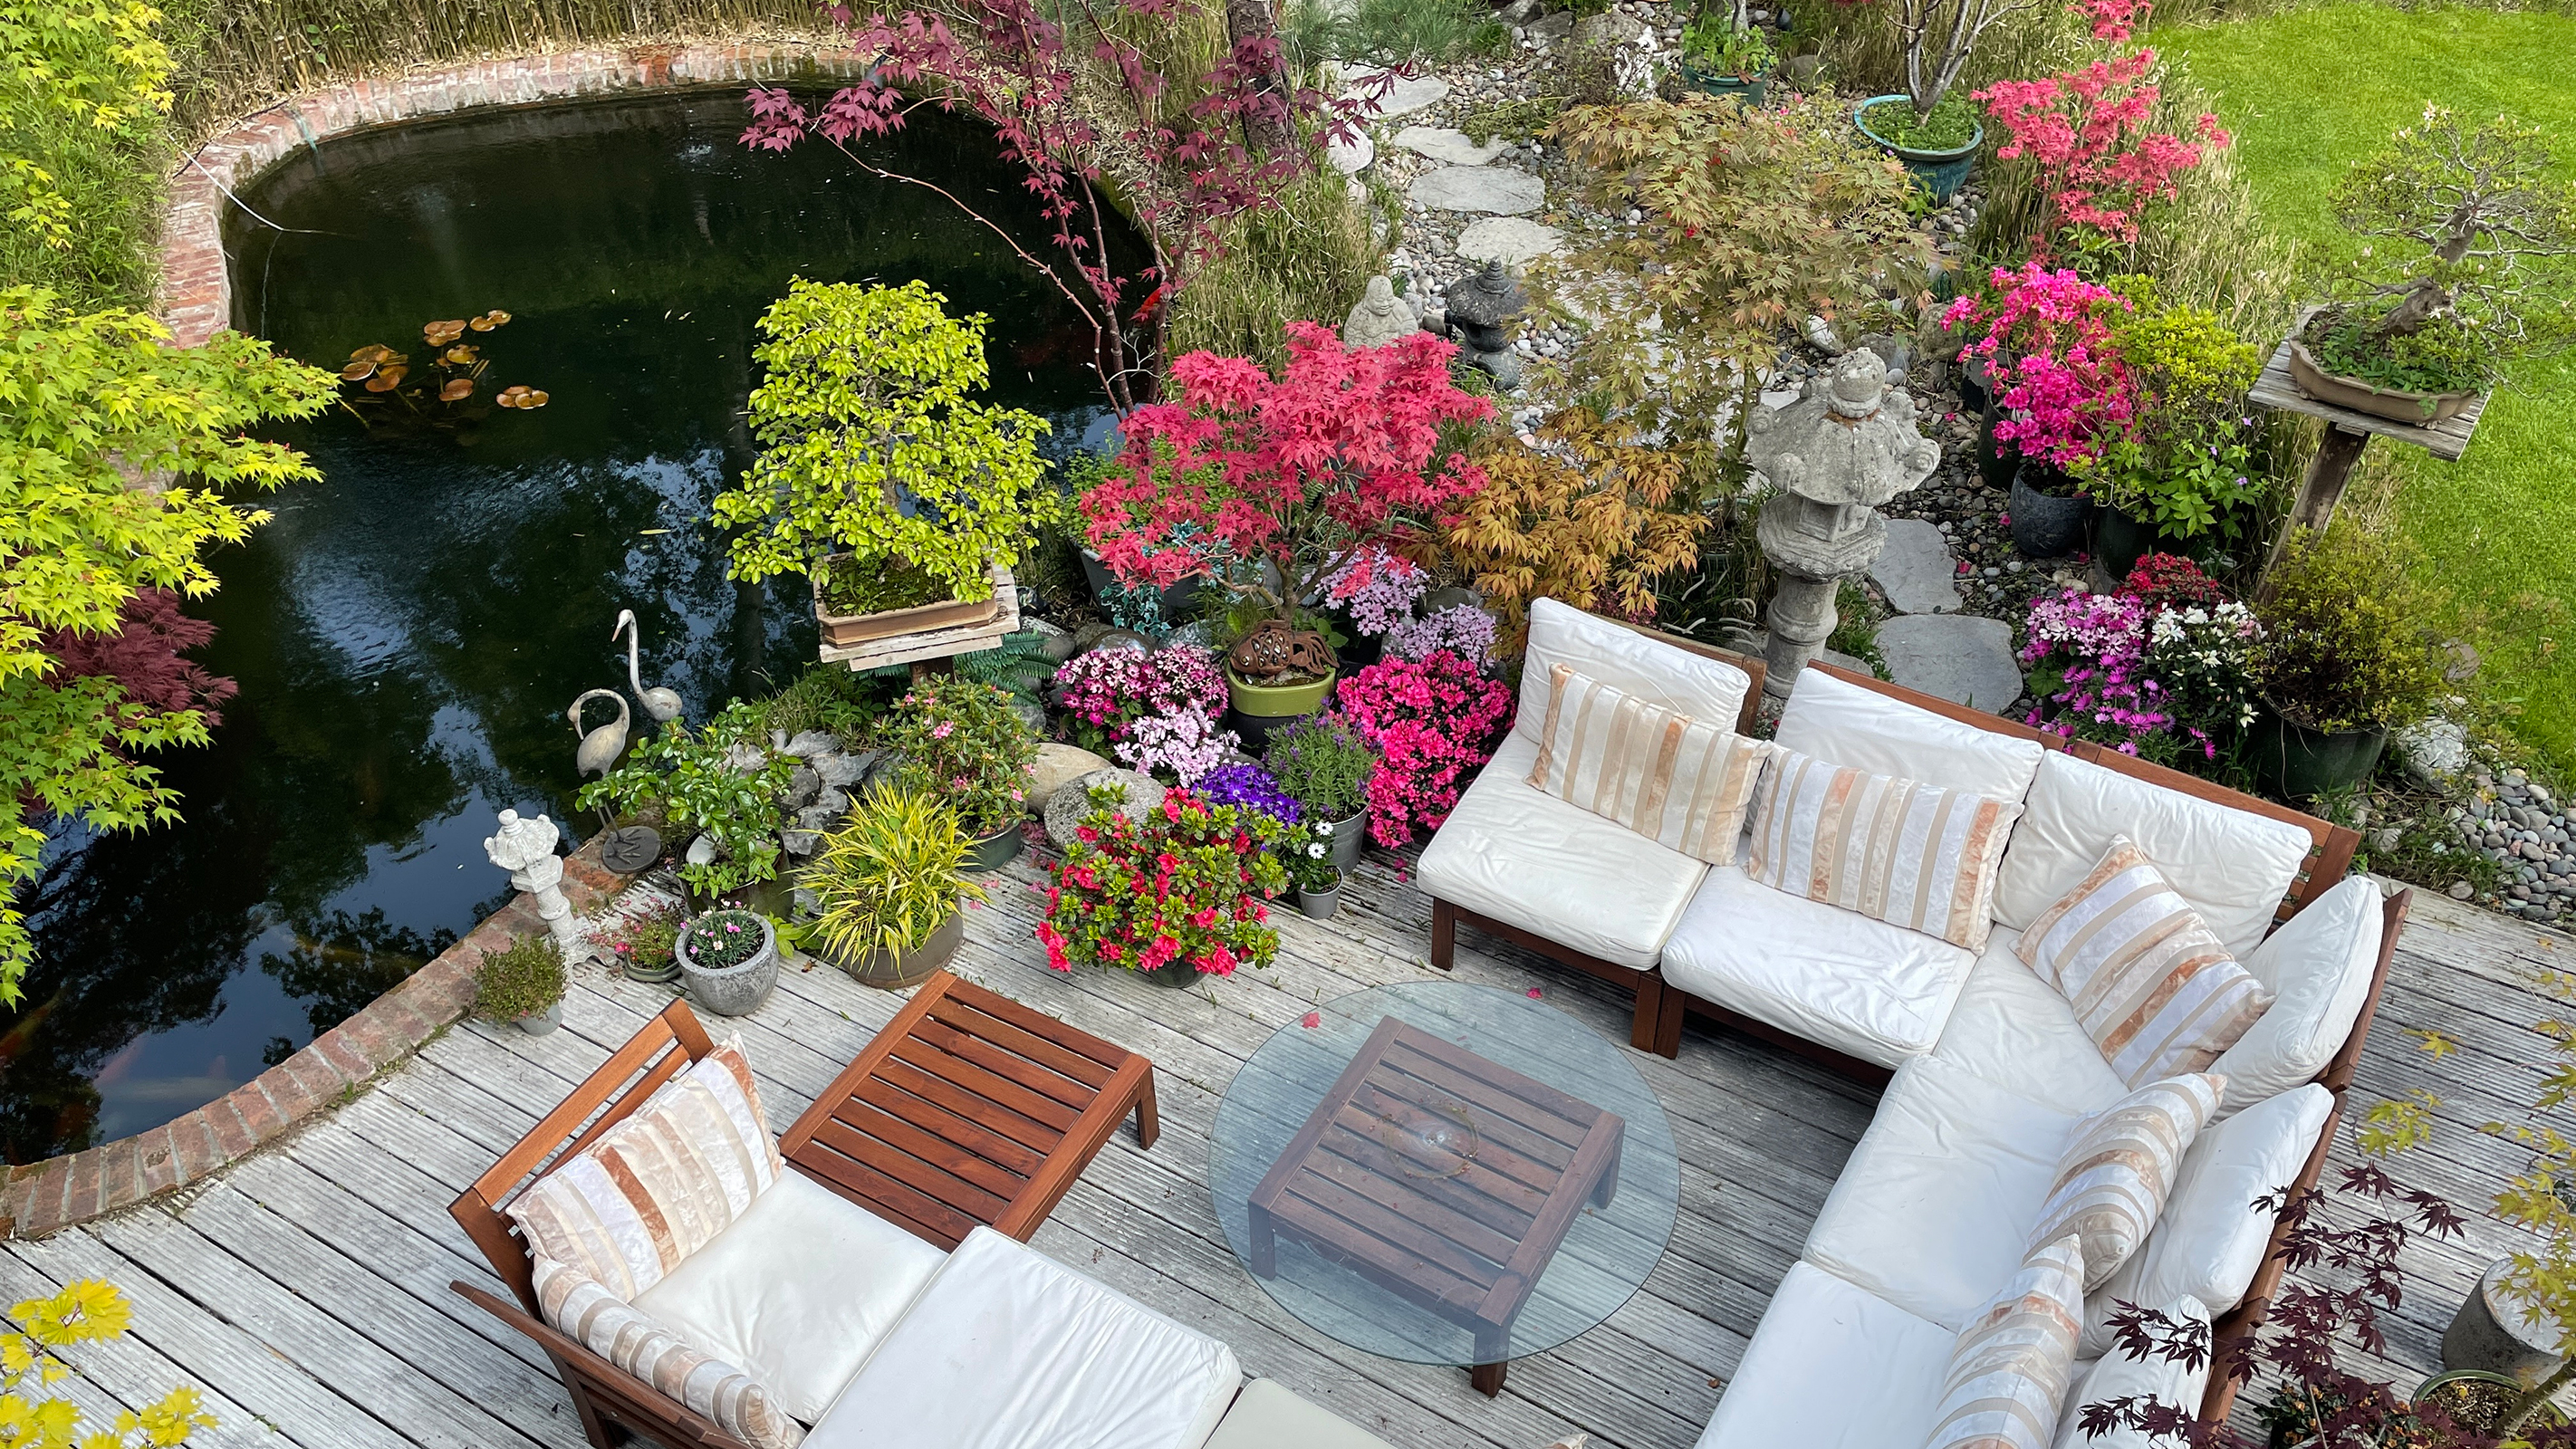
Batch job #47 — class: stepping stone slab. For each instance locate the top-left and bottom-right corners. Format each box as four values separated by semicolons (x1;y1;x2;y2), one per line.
1871;518;1965;616
1409;166;1546;216
1394;126;1510;167
1343;69;1450;119
1456;216;1568;265
1876;614;2024;714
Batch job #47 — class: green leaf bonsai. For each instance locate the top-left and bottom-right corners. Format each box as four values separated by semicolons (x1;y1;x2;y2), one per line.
712;278;1060;605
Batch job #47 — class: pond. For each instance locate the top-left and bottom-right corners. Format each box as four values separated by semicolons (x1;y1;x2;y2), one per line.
0;89;1121;1163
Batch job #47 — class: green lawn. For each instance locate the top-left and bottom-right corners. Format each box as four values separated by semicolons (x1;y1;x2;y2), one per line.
2154;4;2576;779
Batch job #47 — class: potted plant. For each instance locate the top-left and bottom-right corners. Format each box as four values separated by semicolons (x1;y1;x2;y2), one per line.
1051;644;1241;785
1319;546;1429;673
1036;786;1291;987
2288;108;2576;426
2017;561;2261;768
1283;824;1346;920
1263;715;1379;869
2081;293;2265;578
710;279;1058;654
1677;3;1777;106
1851;0;1999;205
598;899;685;984
1195;763;1307;830
1944;263;2134;556
476;935;566;1036
1333;651;1514;849
675;907;780;1017
879;674;1041;871
576;700;801;909
1081;324;1491;734
799;782;988;989
2249;525;2446;800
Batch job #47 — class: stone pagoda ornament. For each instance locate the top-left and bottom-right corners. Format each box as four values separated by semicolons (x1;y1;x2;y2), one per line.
1441;260;1527;389
484;809;582;959
1745;350;1941;698
1341;275;1418;350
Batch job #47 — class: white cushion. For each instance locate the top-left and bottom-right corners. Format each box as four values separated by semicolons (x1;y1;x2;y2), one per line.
1930;933;2131;1115
1994;752;2314;958
1517;597;1753;745
1204;1378;1397;1449
2208;875;2383;1117
1803;1055;2086;1330
807;1226;1241;1449
1774;666;2050;803
2056;1298;2213;1449
1660;865;1978;1067
2079;1085;2333;1356
1695;1262;1951;1449
1418;732;1708;970
635;1170;947;1424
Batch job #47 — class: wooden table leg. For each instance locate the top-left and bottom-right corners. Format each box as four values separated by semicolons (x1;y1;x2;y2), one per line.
1247;1198;1277;1278
1591;1128;1622;1210
1472;1319;1510;1396
1132;1064;1160;1150
1470;1360;1506;1397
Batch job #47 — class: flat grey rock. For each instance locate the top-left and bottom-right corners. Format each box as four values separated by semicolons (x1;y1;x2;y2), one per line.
1344;69;1449;119
1326;130;1374;175
1876;614;2023;713
782;730;837;758
1394;126;1509;167
1456;216;1567;264
2397;717;2472;787
1045;768;1167;849
1871;518;1964;616
1526;12;1574;42
1575;9;1647;44
1409;166;1546;216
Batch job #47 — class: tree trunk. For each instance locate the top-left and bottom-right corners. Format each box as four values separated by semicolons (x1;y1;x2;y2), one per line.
1226;0;1294;159
2502;1355;2576;1435
2371;277;2452;340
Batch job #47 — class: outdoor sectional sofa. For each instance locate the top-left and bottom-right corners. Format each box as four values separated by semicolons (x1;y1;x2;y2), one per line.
1419;596;2401;1442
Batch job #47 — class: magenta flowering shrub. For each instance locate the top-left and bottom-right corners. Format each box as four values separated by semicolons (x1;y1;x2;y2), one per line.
1324;547;1430;636
1053;644;1236;780
1943;264;2134;474
2021;584;2261;763
1333;651;1514;847
1384;604;1497;664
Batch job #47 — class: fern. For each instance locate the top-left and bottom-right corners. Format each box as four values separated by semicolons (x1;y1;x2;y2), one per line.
956;630;1059;709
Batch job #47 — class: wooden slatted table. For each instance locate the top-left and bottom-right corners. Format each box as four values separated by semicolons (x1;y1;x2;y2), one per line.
1243;1016;1625;1396
777;969;1158;1249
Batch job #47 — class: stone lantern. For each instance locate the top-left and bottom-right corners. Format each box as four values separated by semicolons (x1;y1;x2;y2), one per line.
1441;260;1526;389
485;809;582;959
1745;350;1940;699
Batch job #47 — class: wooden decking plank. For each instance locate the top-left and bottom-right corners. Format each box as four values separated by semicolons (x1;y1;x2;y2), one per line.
0;1247;291;1449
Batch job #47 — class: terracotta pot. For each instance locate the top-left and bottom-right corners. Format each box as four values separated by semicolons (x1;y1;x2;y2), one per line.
1853;95;1983;204
811;553;1002;648
2283;323;2481;425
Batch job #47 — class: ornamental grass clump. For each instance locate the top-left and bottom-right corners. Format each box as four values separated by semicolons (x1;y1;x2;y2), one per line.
476;935;566;1022
1262;714;1378;824
1037;788;1291;977
2253;525;2446;734
1051;645;1240;785
1334;651;1514;847
800;782;986;964
881;675;1039;835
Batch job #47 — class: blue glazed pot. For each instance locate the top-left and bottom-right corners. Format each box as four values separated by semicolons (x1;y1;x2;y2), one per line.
1853;94;1984;204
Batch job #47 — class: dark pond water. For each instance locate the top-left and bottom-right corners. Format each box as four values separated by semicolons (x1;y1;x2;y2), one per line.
0;91;1120;1161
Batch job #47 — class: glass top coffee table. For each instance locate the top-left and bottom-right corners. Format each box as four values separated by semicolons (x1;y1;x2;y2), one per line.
1209;981;1680;1396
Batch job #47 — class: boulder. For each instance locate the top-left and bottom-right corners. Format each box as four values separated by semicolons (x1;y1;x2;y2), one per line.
2397;717;2473;789
1526;11;1574;42
1030;744;1116;811
783;765;822;810
812;749;879;789
1573;9;1646;45
1045;769;1168;849
782;730;837;758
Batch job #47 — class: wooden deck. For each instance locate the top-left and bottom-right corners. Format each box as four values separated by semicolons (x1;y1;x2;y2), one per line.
11;852;2571;1449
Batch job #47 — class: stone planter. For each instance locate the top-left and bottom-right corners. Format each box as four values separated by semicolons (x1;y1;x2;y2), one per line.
1317;806;1370;869
1297;875;1345;919
2250;699;2389;801
676;912;780;1017
514;1001;563;1036
812;552;1003;648
962;822;1024;875
2410;1368;2569;1435
2009;462;2092;557
2283;308;2482;425
2443;1259;2566;1382
832;908;966;991
1853;95;1984;204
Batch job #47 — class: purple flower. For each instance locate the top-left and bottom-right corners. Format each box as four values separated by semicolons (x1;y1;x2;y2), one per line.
1197;763;1304;825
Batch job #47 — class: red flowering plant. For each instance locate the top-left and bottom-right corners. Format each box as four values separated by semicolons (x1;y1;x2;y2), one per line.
1037;786;1290;978
1942;262;2135;483
1332;651;1514;847
1081;323;1493;679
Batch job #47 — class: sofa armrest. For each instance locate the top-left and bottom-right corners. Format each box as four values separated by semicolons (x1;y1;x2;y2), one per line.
452;1281;758;1449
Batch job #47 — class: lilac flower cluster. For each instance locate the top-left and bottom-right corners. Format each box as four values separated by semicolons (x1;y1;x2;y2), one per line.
1117;707;1239;786
1324;548;1428;637
1195;763;1304;826
1385;604;1496;664
2019;587;2260;761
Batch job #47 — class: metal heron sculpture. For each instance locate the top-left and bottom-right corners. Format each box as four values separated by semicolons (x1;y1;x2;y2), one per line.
612;609;684;724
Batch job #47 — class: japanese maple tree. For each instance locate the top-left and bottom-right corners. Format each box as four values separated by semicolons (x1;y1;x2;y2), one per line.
1080;322;1493;625
741;0;1378;415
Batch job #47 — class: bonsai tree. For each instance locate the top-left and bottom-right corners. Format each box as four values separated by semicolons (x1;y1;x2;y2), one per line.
712;279;1057;607
475;935;565;1024
799;782;988;966
2308;106;2576;394
1081;322;1492;674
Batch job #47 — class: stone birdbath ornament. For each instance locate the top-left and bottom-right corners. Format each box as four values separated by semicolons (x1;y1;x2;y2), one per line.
484;810;584;960
1745;350;1940;699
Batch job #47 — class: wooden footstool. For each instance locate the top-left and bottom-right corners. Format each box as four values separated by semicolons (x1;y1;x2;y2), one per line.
779;969;1158;1248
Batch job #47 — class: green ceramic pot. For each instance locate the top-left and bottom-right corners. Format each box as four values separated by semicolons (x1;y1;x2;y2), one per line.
1677;62;1768;107
2250;700;2389;801
1853;94;1984;204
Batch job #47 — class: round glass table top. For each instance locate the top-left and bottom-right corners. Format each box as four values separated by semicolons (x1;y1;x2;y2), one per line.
1209;981;1680;1367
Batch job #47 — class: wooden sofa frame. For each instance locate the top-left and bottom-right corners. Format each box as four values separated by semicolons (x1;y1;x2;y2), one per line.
448;980;1158;1449
1425;646;2396;1427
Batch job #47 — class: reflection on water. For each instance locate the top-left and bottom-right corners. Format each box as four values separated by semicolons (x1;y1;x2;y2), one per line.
0;91;1118;1161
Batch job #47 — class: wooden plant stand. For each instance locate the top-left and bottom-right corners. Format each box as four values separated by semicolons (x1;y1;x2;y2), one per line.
1243;1016;1624;1397
816;563;1020;672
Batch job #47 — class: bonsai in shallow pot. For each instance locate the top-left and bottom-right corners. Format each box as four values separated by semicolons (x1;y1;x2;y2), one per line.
2248;524;2447;800
799;782;988;989
711;278;1059;649
476;935;567;1036
879;674;1040;870
2288;107;2576;426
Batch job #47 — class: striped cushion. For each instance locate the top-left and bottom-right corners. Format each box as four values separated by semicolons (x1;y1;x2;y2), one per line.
508;1035;786;1300
1924;1236;2087;1449
1745;748;2023;950
2027;1074;2225;1290
534;1256;803;1447
1525;663;1775;865
2015;839;2274;1087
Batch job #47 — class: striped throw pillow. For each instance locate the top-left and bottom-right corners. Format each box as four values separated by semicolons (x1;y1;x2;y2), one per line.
534;1256;803;1447
2015;839;2274;1088
2027;1074;2225;1290
508;1035;787;1300
1924;1236;2087;1449
1744;749;2023;951
1525;663;1775;865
